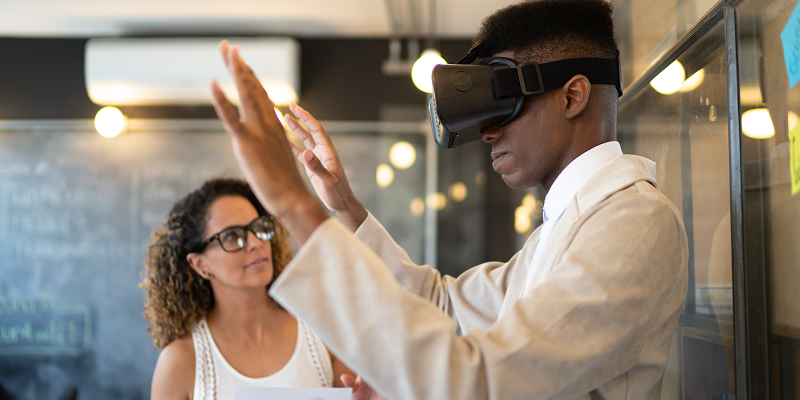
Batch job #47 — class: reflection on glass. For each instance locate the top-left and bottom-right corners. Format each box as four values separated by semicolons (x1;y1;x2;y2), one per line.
680;69;705;92
741;109;799;139
475;171;487;186
612;0;719;88
448;182;467;202
332;132;426;263
742;108;777;139
514;194;539;234
426;192;447;211
651;61;686;94
376;163;395;188
389;141;416;169
618;20;733;399
410;197;425;216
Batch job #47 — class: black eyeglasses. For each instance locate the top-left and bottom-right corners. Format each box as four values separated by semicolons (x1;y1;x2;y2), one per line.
196;215;275;253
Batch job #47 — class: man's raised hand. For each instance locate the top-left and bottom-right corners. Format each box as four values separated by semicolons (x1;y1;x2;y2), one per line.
210;40;329;245
285;103;368;232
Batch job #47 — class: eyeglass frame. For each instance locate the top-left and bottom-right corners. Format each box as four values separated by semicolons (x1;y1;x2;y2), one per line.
194;215;275;253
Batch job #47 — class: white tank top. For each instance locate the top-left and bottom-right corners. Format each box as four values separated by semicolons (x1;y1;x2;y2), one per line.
192;318;334;400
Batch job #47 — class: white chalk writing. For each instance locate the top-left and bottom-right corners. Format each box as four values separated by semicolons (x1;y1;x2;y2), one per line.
0;297;92;356
11;187;120;208
0;321;79;347
14;241;126;261
10;212;88;234
141;165;187;180
142;186;179;203
0;296;54;315
0;163;31;178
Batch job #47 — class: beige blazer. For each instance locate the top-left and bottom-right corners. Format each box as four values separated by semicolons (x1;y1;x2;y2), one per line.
271;154;689;400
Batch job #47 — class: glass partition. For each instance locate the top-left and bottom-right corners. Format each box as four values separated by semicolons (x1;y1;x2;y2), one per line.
323;127;428;263
617;16;735;399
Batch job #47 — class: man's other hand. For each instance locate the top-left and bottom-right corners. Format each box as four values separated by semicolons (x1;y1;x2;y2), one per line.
341;374;387;400
285;104;368;233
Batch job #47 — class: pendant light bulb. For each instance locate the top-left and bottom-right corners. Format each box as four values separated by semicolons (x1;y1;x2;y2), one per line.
95;106;127;138
412;49;446;93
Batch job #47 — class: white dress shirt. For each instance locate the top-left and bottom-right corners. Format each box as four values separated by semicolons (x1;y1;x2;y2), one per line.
522;141;623;296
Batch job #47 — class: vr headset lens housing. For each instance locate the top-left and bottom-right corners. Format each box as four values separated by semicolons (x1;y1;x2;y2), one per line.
430;58;525;149
428;52;623;149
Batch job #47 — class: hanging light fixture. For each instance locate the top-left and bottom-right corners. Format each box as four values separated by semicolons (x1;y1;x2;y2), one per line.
411;0;445;93
412;50;445;93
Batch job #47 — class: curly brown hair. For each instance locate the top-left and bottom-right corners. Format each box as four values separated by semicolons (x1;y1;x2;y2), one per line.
140;178;294;349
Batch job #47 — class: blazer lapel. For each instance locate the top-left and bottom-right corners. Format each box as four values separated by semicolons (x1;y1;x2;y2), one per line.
527;155;659;291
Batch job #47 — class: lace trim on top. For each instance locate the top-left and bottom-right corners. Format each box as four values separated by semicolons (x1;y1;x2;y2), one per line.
192;319;217;400
302;322;332;387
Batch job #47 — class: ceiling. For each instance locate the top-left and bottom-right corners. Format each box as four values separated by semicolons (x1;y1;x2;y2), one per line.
1;0;519;38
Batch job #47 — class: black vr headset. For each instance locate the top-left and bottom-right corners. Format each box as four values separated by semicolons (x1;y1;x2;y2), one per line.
428;42;624;149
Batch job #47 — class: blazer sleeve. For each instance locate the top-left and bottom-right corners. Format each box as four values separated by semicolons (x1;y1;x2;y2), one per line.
269;193;687;400
353;211;524;333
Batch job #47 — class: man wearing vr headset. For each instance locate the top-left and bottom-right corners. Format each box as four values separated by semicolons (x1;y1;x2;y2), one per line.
210;0;689;399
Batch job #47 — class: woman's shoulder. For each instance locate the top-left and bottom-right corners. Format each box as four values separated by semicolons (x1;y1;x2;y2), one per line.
161;334;196;367
152;334;196;400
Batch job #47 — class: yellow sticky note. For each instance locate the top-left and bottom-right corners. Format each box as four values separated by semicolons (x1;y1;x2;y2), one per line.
791;120;800;195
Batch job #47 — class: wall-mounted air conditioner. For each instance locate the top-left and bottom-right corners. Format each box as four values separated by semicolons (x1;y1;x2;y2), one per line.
85;37;299;106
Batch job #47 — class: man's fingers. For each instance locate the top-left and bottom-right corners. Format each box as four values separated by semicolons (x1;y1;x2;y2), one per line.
228;46;277;127
225;46;252;122
210;80;246;137
340;374;355;388
285;114;316;150
234;49;277;121
300;149;334;180
219;43;284;133
219;40;231;69
290;103;333;146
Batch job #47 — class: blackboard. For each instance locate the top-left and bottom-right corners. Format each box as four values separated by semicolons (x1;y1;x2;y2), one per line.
0;124;426;400
0;128;243;399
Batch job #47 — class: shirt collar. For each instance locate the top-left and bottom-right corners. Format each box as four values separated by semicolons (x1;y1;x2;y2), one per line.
542;141;623;222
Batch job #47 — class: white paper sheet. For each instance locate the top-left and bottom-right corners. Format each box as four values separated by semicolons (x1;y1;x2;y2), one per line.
235;386;352;400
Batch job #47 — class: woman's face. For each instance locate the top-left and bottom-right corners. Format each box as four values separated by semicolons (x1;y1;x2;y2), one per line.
189;195;274;290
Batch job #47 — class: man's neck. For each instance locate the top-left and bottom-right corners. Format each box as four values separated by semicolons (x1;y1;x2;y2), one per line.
542;118;616;191
543;139;612;192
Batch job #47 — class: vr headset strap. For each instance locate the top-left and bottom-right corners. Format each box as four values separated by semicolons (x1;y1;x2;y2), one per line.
494;58;623;98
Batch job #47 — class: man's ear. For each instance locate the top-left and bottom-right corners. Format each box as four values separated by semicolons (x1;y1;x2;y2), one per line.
186;253;212;279
562;75;591;119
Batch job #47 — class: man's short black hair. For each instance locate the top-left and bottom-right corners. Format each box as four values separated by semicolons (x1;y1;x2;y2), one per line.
474;0;619;63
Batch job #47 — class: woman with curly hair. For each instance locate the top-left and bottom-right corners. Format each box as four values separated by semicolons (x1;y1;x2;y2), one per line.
141;177;353;400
